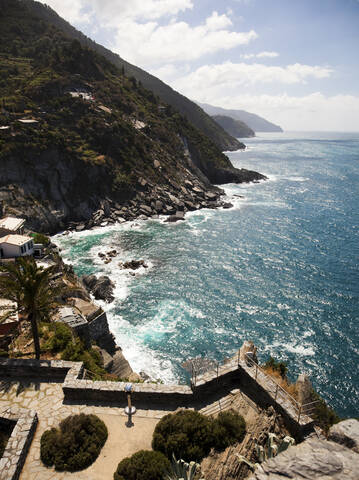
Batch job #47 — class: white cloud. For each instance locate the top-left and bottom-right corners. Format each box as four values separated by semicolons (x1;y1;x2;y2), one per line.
200;93;359;131
241;51;279;59
111;13;258;67
168;61;332;98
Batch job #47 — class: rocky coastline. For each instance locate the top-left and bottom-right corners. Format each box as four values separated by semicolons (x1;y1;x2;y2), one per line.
63;172;265;233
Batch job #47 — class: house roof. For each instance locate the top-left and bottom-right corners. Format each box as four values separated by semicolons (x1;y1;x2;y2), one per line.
0;216;25;231
0;234;32;246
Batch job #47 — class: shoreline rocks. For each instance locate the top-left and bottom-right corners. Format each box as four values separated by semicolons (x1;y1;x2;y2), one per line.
82;274;115;303
63;171;256;233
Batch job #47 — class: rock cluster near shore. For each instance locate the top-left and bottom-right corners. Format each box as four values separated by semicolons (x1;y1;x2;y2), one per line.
82;274;115;303
69;177;234;231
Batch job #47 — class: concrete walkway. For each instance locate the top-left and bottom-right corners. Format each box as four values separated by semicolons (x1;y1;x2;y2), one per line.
0;380;167;480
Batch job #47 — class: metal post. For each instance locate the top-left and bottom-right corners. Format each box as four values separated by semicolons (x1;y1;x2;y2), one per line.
237;349;240;366
275;384;278;401
216;362;219;378
255;363;258;380
124;383;136;415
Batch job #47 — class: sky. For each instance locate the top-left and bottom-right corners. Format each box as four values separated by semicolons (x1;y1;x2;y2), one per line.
39;0;359;131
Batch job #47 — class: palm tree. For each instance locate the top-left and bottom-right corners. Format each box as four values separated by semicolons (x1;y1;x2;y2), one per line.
0;257;62;359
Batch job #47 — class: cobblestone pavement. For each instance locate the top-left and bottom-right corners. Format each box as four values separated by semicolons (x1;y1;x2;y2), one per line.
0;380;168;480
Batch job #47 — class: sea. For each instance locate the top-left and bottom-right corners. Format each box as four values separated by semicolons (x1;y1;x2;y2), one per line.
54;131;359;418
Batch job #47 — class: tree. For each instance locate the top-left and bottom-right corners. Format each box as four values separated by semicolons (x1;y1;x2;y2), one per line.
0;257;62;359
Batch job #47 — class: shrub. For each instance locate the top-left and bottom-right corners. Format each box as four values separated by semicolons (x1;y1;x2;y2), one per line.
152;411;214;462
31;232;50;245
40;413;107;471
263;356;288;379
152;410;246;462
311;390;341;433
212;410;246;450
44;322;72;352
61;338;108;378
114;450;170;480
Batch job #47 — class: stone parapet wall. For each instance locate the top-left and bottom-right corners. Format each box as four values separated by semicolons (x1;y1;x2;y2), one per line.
0;407;38;480
63;379;193;408
0;358;83;382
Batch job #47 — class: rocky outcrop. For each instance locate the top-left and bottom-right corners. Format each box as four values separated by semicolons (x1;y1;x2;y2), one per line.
82;274;115;303
328;419;359;454
239;340;258;365
295;374;313;406
248;420;359;480
119;260;148;270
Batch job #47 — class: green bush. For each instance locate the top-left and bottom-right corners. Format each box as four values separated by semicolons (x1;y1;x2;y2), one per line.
40;413;108;471
31;232;50;245
44;322;72;352
212;410;246;450
114;450;170;480
311;390;341;433
61;338;108;378
152;409;246;462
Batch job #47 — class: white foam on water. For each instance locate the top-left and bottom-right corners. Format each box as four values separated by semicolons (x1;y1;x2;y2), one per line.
266;340;315;357
236;304;259;315
108;313;178;383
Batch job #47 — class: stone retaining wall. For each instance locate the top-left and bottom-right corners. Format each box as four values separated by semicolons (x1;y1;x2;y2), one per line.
88;311;110;341
63;380;193;408
0;359;83;382
0;407;38;480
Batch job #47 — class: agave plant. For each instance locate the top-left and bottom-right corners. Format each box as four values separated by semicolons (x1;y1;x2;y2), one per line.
164;454;204;480
237;434;295;471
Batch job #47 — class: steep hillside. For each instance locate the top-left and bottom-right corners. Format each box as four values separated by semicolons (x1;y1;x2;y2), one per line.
0;0;265;233
212;115;255;139
9;0;243;152
199;102;283;133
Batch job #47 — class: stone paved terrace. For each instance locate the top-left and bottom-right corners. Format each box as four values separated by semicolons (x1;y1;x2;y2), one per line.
0;379;173;480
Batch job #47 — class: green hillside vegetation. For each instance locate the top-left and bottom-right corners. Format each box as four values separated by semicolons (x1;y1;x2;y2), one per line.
1;0;242;152
212;115;255;138
0;7;221;169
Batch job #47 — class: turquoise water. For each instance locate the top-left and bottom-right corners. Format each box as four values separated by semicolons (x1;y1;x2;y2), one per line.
55;132;359;418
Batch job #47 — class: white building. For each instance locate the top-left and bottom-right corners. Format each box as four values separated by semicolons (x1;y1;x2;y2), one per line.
0;235;34;259
0;217;25;237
